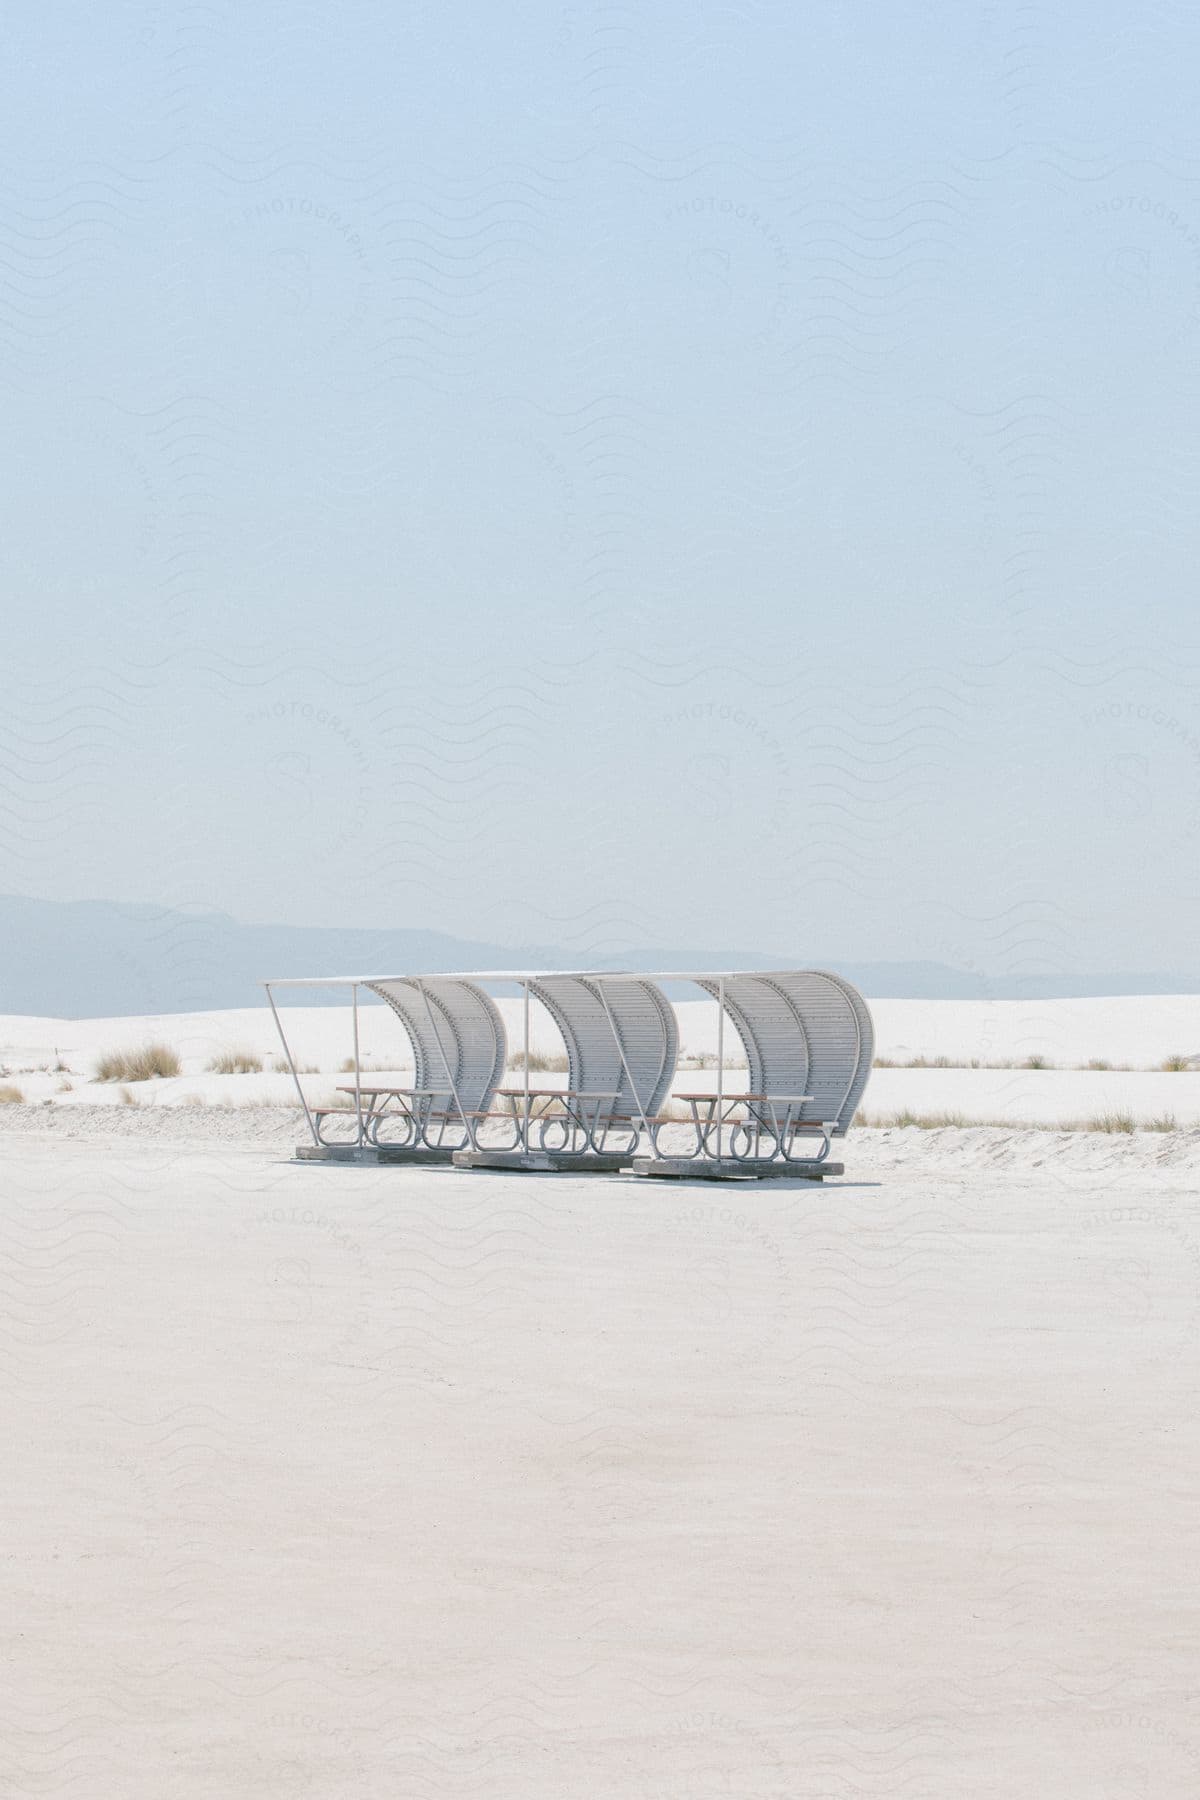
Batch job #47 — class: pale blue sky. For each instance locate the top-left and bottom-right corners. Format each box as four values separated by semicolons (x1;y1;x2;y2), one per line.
3;2;1199;976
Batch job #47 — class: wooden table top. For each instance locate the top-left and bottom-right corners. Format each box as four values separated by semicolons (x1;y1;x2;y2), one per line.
673;1091;814;1104
335;1085;440;1096
496;1087;619;1099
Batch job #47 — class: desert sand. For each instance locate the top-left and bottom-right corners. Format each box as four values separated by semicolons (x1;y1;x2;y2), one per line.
2;998;1199;1793
2;993;1199;1126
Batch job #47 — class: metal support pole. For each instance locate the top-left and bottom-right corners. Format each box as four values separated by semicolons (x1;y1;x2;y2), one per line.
351;982;364;1146
417;979;470;1145
266;983;318;1146
522;978;531;1153
716;976;725;1160
597;982;655;1156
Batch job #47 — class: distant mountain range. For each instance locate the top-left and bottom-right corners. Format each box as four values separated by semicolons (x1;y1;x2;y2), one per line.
2;895;1198;1016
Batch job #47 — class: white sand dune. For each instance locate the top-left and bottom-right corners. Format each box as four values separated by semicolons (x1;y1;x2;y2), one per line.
677;993;1200;1069
2;995;1197;1126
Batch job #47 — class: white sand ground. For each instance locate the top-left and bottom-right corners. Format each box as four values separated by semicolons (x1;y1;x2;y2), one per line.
2;1119;1199;1796
2;995;1198;1125
5;993;1199;1072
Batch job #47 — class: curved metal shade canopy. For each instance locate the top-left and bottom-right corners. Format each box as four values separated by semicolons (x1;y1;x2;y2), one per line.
528;975;678;1122
697;971;873;1134
366;977;507;1115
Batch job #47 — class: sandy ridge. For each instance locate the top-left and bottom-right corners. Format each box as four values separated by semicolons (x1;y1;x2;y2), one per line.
2;1101;1199;1177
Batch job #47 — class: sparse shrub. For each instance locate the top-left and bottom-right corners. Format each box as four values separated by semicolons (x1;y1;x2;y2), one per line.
207;1049;263;1075
1086;1059;1111;1071
873;1056;896;1068
853;1109;1188;1135
509;1050;570;1074
95;1043;180;1083
1161;1053;1194;1072
0;1084;24;1104
856;1110;1011;1130
1089;1111;1135;1134
1023;1055;1052;1069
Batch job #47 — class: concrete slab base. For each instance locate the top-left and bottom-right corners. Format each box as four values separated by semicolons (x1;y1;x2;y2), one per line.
453;1149;630;1175
631;1156;843;1181
295;1143;458;1166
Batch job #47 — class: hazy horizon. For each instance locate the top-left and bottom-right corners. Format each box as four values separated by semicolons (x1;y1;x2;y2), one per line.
4;892;1200;1017
8;887;1200;979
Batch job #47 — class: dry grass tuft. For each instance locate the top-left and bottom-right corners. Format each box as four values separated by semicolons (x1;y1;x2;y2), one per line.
856;1108;968;1128
95;1042;180;1083
1088;1111;1136;1134
0;1083;24;1105
118;1087;138;1106
508;1050;570;1074
207;1049;263;1075
868;1053;1179;1071
854;1109;1188;1135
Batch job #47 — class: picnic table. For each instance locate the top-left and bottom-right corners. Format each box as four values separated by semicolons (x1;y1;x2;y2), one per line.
493;1087;624;1155
326;1085;469;1149
670;1092;824;1162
